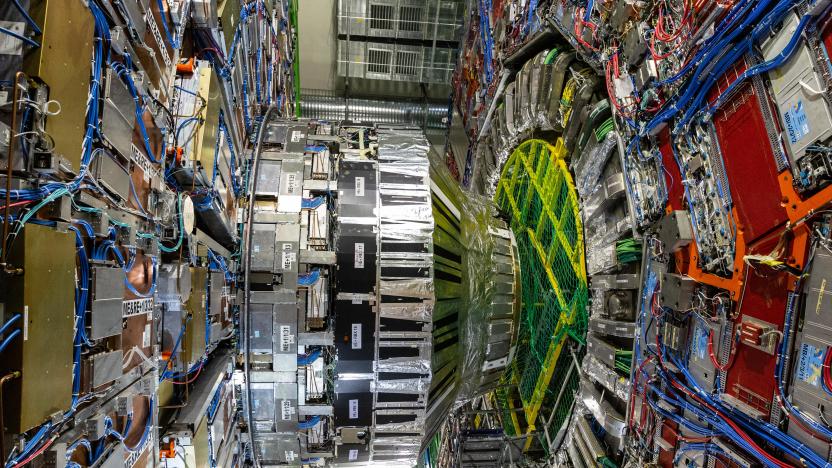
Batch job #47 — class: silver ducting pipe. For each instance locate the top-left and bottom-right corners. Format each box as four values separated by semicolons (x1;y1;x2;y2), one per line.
300;90;450;130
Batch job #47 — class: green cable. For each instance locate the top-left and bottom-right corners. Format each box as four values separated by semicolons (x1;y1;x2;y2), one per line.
544;47;559;64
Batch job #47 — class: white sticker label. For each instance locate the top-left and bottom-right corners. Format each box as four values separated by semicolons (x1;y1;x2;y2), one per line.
281;251;294;270
291;130;303;142
0;90;8;106
123;298;154;317
352;293;363;304
145;11;172;67
143;323;151;348
354;243;365;269
279;325;294;352
23;305;28;341
281;399;293;420
0;21;25;56
285;450;297;462
349;399;359;419
284;173;299;195
351;324;362;349
348;449;359;461
131;144;157;182
355;176;365;197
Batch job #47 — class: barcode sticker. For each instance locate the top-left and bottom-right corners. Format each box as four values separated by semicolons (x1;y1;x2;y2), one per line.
348;449;358;461
285;450;296;462
279;325;294;352
123;298;154;317
291;130;303;142
351;324;362;349
355;176;365;197
281;243;295;270
281;399;293;420
349;399;359;419
354;243;364;269
284;173;299;194
352;293;362;304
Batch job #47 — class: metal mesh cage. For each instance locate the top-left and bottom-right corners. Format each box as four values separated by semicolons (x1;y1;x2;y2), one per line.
493;138;588;444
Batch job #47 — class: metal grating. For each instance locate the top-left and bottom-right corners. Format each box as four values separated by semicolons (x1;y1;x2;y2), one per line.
369;3;395;30
395;50;420;77
399;5;423;32
367;48;393;74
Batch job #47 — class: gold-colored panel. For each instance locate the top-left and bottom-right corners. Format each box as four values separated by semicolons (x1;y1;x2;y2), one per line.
3;224;74;432
218;0;243;49
185;267;208;364
24;0;94;172
194;418;209;468
194;66;217;169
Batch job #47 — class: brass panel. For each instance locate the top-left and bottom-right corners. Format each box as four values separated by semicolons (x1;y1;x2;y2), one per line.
194;66;218;170
218;0;243;49
3;224;74;431
24;0;94;172
185;267;208;364
194;418;209;468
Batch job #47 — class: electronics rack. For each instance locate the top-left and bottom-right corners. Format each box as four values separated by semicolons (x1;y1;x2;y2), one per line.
447;0;832;467
0;0;296;466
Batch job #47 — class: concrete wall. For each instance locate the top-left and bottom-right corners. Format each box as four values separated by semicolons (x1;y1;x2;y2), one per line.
298;0;339;91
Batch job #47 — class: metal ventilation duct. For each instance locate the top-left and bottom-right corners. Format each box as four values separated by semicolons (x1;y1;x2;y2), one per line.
300;91;449;131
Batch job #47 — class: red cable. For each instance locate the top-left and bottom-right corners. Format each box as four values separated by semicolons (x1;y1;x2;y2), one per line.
0;200;34;212
9;435;58;468
782;406;832;442
171;363;204;385
707;328;737;372
669;379;789;468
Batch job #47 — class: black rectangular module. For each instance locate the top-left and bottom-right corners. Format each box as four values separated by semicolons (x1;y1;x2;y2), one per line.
339;161;377;206
333;300;375;370
334;390;373;427
335;223;377;292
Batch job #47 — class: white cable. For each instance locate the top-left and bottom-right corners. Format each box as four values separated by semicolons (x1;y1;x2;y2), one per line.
799;79;826;96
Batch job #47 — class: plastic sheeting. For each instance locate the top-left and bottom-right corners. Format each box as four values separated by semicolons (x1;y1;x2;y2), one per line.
424;146;520;434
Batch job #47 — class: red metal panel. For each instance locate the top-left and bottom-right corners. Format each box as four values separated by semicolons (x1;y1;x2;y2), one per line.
710;59;787;244
723;235;790;418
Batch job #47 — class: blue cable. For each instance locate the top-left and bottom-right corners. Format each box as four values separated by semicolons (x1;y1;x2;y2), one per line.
0;26;39;48
159;316;191;382
298;415;321;430
298;269;321;286
11;0;42;35
0;329;21;353
0;314;21;337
